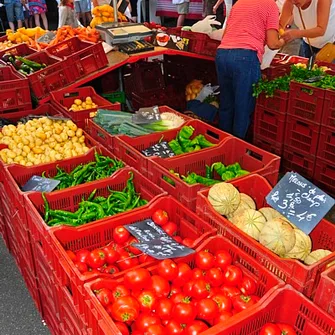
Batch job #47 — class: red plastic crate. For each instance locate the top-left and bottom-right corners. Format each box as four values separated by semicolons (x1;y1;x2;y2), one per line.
253;134;283;157
0;207;10;251
23;51;73;99
196;174;335;298
256;90;289;114
313;158;335;197
83;235;283;335
25;167;166;244
115;119;231;177
148;137;280;210
0;42;37;58
220;286;335;335
50;86;121;124
254;106;287;144
288;81;326;123
0;65;31;113
322;90;335;130
314;265;335;317
285;116;321;156
48;195;215;316
46;37;108;80
317;126;335;165
281;146;316;179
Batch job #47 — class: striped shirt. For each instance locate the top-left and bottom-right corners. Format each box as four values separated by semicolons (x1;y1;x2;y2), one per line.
219;0;279;62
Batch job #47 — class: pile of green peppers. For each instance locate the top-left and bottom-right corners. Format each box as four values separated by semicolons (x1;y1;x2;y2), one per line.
168;126;215;155
43;152;124;190
42;172;148;227
163;162;249;187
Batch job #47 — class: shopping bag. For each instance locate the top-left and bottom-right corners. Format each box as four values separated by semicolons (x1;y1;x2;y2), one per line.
191;15;221;35
261;46;280;70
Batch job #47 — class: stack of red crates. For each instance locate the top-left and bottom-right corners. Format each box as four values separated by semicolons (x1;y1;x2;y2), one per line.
313;89;335;196
281;81;325;180
253;90;289;156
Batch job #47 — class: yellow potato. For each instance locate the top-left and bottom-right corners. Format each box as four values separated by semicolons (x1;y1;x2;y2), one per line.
74;99;82;106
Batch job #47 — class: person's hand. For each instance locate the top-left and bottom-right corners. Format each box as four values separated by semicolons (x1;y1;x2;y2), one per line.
281;29;301;43
213;5;218;13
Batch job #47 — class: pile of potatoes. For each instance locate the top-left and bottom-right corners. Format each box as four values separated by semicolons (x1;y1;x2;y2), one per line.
68;97;98;112
0;117;90;166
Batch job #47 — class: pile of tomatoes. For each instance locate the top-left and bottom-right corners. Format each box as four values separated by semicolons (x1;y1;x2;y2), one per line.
65;210;195;276
93;248;262;335
259;323;297;335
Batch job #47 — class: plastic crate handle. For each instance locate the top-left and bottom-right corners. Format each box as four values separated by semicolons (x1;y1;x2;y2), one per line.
246;149;264;162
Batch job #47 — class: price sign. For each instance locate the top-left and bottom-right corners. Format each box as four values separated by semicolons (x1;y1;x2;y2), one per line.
266;172;335;234
142;141;175;158
125;219;195;260
22;175;60;192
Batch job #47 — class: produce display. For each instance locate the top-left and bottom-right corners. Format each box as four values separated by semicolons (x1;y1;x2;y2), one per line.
0;118;89;166
2;54;47;75
165;162;249;187
0;40;15;51
90;5;128;28
185;79;203;101
93;110;186;136
207;182;333;265
69;96;98;112
253;63;334;97
6;27;46;45
41;152;124;190
92;250;263;334
259;322;297;335
42;172;148;227
168;125;215;155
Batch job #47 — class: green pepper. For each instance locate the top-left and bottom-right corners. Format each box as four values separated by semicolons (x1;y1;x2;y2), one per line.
205;165;212;179
80;201;105;220
163;175;176;186
49;209;79;219
194;174;221;186
182;172;198;185
168;139;184;155
178;126;195;140
226;162;242;174
221;170;235;181
194;135;215;148
42;192;50;222
211;162;226;176
87;189;97;201
16;56;43;70
235;169;249;177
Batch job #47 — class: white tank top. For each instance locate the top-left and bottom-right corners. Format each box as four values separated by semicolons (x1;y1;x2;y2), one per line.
293;0;335;48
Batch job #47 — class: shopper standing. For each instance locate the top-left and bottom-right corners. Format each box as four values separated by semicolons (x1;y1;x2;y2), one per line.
74;0;92;26
28;0;48;29
59;0;80;27
215;0;285;139
279;0;335;58
4;0;24;31
173;0;190;27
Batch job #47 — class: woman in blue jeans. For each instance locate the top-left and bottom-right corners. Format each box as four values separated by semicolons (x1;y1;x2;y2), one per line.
4;0;24;31
215;0;284;139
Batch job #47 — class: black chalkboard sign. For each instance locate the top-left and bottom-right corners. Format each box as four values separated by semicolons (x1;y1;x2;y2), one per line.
142;141;175;158
22;175;60;192
125;219;195;260
266;172;335;234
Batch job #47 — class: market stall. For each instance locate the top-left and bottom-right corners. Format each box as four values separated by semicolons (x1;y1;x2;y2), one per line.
0;6;334;335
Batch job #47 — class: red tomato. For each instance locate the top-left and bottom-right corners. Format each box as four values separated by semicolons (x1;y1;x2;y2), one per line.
182;238;195;248
205;268;224;287
192;268;205;280
196;298;219;320
277;323;297;335
232;295;260;312
82;269;100;276
145;324;165;335
87;249;106;269
165;320;185;335
162;221;178;236
215;250;232;270
173;262;193;287
110;296;140;322
111;284;130;302
76;249;90;264
118;252;139;271
170;293;190;305
154;297;173;320
183;280;195;296
152;209;169;226
66;250;77;262
185;320;208;335
139;254;155;263
221;285;241;298
124;268;152;290
151;275;170;298
207;287;221;298
172;302;196;324
127;237;142;255
103;245;120;264
135;314;161;332
212;293;232;312
103;265;119;275
113;226;130;245
239;275;257;296
213;310;233;325
223;265;243;287
157;259;178;281
174;236;183;243
169;285;182;297
95;288;114;307
259;323;282;335
137;290;157;313
115;322;130;335
74;261;88;273
195;251;215;270
191;279;211;299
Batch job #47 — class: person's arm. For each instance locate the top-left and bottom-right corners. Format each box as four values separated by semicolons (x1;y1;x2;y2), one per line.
266;29;285;49
58;6;67;28
213;0;224;14
93;0;99;7
282;0;331;42
279;0;293;29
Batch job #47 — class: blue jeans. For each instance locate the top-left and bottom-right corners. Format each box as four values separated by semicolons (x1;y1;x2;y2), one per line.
215;48;261;139
4;0;24;22
299;40;321;58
